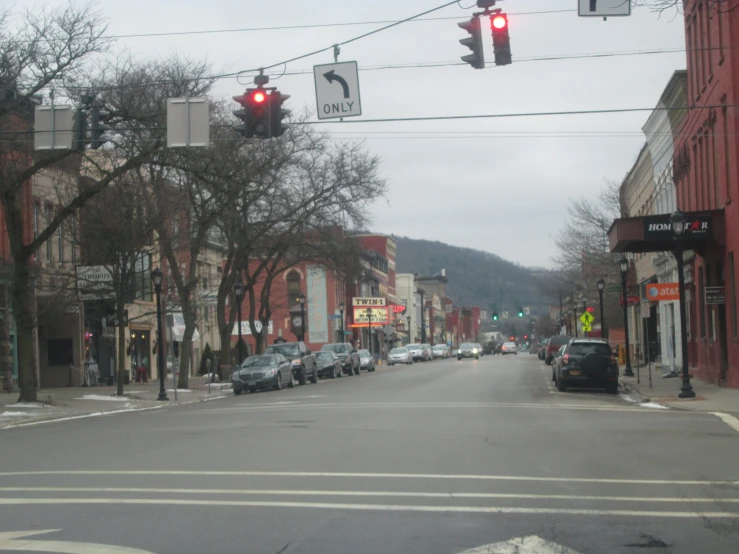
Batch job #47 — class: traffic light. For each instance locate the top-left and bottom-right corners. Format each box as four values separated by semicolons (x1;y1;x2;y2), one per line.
458;16;485;69
233;89;270;139
510;336;515;341
72;108;87;152
518;308;524;317
492;312;499;321
90;104;110;149
269;90;291;137
524;335;528;339
490;13;512;66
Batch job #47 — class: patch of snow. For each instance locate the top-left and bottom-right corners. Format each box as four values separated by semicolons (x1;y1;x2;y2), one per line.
1;405;165;429
76;395;130;402
639;402;669;410
167;389;193;393
619;393;637;403
11;402;50;408
1;411;41;418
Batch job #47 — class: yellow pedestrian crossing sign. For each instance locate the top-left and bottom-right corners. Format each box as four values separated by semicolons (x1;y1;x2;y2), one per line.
582;323;592;332
580;312;595;331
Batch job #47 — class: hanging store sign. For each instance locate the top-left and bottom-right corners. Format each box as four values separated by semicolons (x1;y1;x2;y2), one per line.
705;286;726;305
643;215;711;241
645;282;680;302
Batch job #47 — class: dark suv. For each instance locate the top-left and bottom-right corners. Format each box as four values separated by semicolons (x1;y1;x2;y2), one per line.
264;342;318;385
554;339;619;394
544;335;572;365
320;343;360;376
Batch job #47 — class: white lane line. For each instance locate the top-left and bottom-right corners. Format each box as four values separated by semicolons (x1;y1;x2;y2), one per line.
713;412;739;433
0;497;736;518
0;471;736;486
0;406;165;430
2;487;737;503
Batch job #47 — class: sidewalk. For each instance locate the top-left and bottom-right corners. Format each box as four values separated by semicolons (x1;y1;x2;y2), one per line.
620;363;739;415
0;376;232;429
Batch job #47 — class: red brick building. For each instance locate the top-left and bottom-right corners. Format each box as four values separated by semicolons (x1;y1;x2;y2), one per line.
673;0;739;387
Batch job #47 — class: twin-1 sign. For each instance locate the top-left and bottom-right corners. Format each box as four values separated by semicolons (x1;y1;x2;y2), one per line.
313;61;362;120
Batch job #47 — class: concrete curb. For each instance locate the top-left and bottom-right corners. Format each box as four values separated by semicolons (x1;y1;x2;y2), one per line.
619;381;651;404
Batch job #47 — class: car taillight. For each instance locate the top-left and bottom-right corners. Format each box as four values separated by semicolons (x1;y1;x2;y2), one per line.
563;353;569;364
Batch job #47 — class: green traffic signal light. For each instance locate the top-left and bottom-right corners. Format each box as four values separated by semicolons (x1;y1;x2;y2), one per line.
518;309;524;317
492;312;498;321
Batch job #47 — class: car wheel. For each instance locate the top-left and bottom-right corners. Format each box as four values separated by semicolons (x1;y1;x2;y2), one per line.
330;366;337;379
234;388;242;395
556;378;567;392
248;388;256;393
274;373;282;391
545;359;552;366
288;374;295;388
298;367;307;385
551;370;556;382
370;364;376;372
310;368;318;384
337;366;343;378
606;382;618;395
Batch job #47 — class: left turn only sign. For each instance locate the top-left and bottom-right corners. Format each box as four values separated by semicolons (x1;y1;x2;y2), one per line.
313;61;362;120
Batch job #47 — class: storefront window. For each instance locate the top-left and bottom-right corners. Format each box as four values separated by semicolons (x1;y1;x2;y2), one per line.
699;267;706;337
730;252;737;339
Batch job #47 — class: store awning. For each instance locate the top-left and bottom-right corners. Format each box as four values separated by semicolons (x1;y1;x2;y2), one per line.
169;312;201;342
608;210;725;254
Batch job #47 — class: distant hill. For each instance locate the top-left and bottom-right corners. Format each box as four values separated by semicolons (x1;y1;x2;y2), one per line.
393;236;547;314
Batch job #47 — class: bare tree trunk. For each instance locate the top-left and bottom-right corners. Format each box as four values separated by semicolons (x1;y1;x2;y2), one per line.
12;261;37;402
177;306;195;389
115;298;127;396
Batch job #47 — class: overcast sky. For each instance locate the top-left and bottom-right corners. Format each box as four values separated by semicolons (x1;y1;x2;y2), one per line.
24;0;687;267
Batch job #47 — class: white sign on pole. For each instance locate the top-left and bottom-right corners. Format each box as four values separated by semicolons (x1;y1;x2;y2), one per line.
167;97;210;147
502;311;509;320
34;105;74;150
524;307;531;315
578;0;631;17
313;61;362;120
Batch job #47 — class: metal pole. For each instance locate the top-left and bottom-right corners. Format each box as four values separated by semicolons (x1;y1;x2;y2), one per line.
300;302;306;342
559;290;563;331
675;246;696;398
420;291;426;343
622;272;634;377
155;286;168;401
237;300;243;364
599;289;605;340
340;308;345;343
367;308;372;357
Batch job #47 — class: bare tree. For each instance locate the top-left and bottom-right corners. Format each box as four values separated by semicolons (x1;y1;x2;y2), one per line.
636;0;739;13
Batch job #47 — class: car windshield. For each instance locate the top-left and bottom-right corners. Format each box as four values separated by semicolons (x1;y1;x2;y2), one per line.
265;344;300;357
315;352;333;360
432;345;446;350
550;336;572;347
569;343;612;356
322;343;351;354
390;348;408;354
407;345;421;351
358;350;370;357
460;343;475;349
241;355;277;368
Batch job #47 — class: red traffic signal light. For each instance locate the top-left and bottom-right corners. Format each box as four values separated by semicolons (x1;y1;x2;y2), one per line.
510;336;514;341
587;307;595;313
524;335;528;339
252;91;266;104
492;15;507;30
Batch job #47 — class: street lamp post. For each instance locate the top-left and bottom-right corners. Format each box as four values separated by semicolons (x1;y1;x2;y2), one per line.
671;210;696;399
597;278;606;340
298;293;306;342
419;288;426;343
234;279;244;365
366;307;372;357
151;268;168;402
338;302;345;343
619;257;634;377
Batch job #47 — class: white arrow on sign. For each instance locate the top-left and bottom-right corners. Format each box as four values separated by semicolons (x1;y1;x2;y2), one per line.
0;529;158;554
457;535;581;554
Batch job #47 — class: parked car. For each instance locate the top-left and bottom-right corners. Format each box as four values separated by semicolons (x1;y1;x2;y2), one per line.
232;354;293;394
545;335;573;365
457;342;480;360
406;344;424;362
538;339;550;360
501;342;518;355
320;343;360;375
432;344;450;359
420;343;433;361
551;344;567;381
264;341;318;384
388;347;413;365
314;350;342;379
358;349;376;372
554;338;619;394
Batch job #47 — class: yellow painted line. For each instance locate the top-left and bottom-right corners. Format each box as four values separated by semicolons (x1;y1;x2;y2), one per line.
0;497;737;518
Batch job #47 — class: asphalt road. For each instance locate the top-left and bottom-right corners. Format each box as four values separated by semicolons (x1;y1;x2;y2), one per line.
1;353;739;554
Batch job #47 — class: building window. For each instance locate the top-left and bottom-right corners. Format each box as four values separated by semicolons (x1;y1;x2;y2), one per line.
204;305;210;323
698;5;707;86
730;252;737;339
691;17;699;97
698;266;706;338
722;98;732;203
718;5;725;61
33;202;39;259
202;277;208;290
132;253;152;302
287;270;301;301
57;220;63;263
70;217;76;263
703;131;710;209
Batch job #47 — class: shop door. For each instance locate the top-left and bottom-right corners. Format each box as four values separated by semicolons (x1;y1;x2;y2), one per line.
130;330;151;378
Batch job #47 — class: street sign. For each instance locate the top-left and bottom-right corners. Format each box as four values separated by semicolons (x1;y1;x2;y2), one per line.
620;294;640;306
34;104;74;150
606;284;621;293
640;302;651;319
502;311;509;319
328;314;342;320
578;0;631;17
167;97;210;147
524;307;531;315
581;323;592;333
313;61;362;120
705;286;726;305
579;312;594;326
